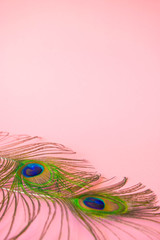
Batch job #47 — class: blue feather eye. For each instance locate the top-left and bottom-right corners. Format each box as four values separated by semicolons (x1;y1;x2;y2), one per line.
13;158;98;197
71;194;128;217
22;163;44;177
0;132;160;240
83;197;105;210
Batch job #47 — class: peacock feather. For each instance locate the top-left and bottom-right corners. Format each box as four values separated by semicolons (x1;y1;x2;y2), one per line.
0;132;159;240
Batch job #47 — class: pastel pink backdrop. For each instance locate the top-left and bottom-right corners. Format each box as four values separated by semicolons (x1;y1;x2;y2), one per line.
0;1;160;238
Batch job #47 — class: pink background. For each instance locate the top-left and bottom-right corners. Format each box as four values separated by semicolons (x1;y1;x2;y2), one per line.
0;0;160;231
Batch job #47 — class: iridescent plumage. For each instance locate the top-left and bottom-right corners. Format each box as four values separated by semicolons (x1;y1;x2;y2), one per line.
0;132;159;240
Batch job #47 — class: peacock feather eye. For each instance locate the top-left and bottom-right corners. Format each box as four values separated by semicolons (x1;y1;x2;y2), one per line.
83;197;105;210
22;163;44;177
71;194;128;217
16;160;52;186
